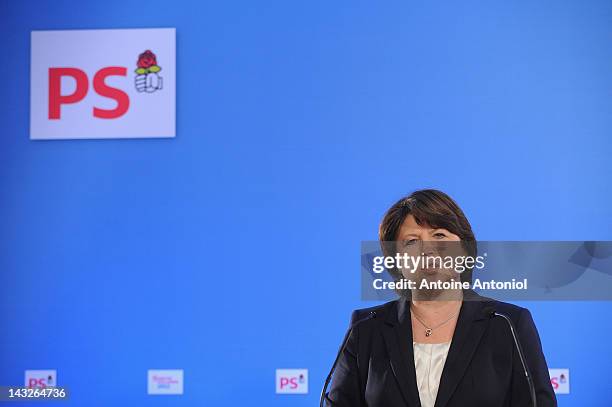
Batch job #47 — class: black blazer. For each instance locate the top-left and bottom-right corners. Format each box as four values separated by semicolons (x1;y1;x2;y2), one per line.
326;293;557;407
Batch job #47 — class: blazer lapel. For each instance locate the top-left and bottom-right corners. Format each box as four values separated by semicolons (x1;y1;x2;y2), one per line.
382;299;421;407
433;299;491;407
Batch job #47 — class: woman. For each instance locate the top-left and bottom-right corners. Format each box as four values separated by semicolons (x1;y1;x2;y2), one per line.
325;189;557;406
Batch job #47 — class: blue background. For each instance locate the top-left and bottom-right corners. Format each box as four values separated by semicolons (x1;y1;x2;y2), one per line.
1;0;612;405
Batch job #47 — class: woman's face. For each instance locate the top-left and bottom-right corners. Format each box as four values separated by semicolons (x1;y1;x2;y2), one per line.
396;215;463;292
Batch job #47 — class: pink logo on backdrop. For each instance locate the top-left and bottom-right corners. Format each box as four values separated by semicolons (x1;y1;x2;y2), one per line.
134;50;163;93
25;370;56;389
152;375;179;389
276;369;308;394
28;375;54;388
47;50;164;120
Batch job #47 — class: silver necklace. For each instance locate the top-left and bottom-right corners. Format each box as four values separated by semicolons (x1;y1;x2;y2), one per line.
411;307;460;337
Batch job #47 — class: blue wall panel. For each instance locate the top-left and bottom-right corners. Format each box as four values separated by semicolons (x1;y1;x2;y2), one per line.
1;0;611;405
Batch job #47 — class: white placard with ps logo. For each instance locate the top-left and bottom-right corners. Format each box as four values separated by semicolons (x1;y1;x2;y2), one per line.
30;28;176;139
147;369;183;395
25;370;57;388
549;368;570;394
276;368;308;394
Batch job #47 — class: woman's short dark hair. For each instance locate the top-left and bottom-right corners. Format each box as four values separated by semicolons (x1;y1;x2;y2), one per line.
378;189;477;289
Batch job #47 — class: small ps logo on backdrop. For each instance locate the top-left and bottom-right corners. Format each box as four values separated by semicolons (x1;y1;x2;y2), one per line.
30;28;175;140
276;369;308;394
549;368;570;394
25;370;57;388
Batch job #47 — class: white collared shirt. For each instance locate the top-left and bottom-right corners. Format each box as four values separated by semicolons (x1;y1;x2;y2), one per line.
413;341;452;407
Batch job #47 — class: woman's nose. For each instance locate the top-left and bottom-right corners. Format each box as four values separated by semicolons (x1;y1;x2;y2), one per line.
421;240;437;256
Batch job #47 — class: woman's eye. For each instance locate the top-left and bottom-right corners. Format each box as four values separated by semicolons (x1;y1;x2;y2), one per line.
404;239;418;246
434;232;446;238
